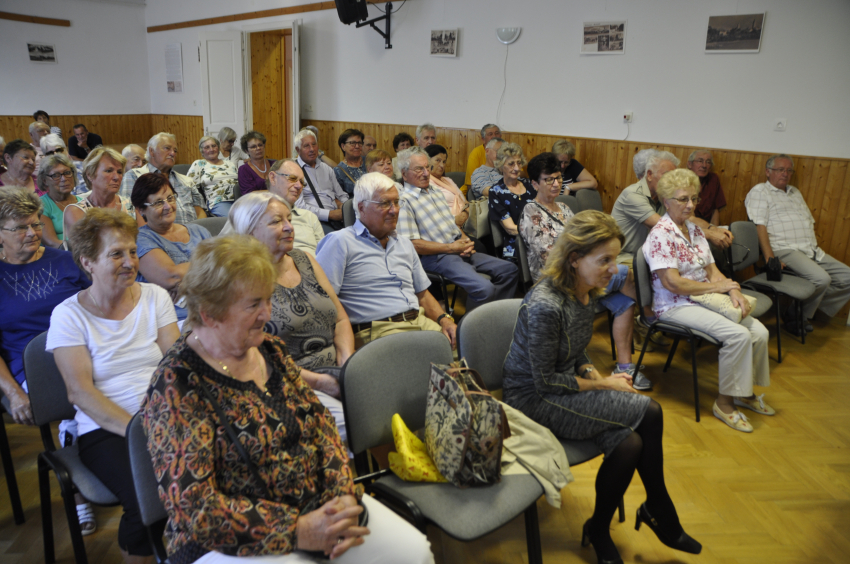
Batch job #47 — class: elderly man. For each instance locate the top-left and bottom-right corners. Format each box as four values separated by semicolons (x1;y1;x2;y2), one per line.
121;144;147;172
745;154;850;333
363;135;377;153
469;137;504;200
462;123;502;194
316;172;458;348
268;159;324;255
687;149;732;274
120;132;206;224
415;123;437;149
396;147;518;311
33;110;61;137
29;121;50;169
632;148;656;181
293;129;349;234
67;124;103;161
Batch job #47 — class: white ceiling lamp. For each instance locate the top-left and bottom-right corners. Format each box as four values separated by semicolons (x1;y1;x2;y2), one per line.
496;27;521;45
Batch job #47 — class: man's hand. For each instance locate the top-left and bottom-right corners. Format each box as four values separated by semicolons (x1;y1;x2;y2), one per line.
705;226;733;249
328;209;343;222
296;496;369;558
440;318;458;349
450;237;475;256
7;390;35;425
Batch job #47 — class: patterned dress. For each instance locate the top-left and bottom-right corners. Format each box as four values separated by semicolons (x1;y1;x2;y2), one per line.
488;177;537;261
334;161;367;197
186;159;238;208
519;201;574;282
503;279;650;456
263;250;338;371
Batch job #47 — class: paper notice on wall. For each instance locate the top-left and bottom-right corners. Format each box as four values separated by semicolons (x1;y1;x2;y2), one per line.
165;43;184;93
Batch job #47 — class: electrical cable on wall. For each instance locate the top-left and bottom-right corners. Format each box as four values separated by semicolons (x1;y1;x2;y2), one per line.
496;44;509;126
624;122;630;141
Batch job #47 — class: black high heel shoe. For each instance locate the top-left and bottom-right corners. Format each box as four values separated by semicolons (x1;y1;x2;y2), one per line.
581;519;624;564
635;503;702;554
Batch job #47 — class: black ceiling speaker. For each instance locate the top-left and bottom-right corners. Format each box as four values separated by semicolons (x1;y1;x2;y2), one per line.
335;0;369;25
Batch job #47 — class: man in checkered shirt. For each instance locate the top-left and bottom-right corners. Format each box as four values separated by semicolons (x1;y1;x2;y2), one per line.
396;147;518;311
745;154;850;332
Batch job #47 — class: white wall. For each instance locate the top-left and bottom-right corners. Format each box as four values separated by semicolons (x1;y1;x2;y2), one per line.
0;0;151;115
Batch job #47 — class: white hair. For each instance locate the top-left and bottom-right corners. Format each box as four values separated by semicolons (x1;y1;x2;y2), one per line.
766;153;794;170
40;133;66;153
646;151;680;177
632;149;657;179
485;138;504;150
415;123;436;139
29;121;48;136
122;144;145;160
479;123;499;138
396;147;428;174
353;172;396;219
293;129;317;153
221;191;291;237
146;132;177;160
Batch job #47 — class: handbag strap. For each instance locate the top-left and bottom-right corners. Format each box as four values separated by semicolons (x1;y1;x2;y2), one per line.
338;164;357;184
197;378;273;500
531;200;566;227
301;164;325;209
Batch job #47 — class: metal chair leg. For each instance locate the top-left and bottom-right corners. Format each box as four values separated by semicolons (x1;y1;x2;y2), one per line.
799;300;806;345
775;295;783;362
0;415;25;524
663;336;681;372
618;497;625;523
607;310;616;361
38;457;56;564
523;502;543;564
691;339;701;422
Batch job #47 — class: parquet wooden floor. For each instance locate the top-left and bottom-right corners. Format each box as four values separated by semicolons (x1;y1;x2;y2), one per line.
2;313;848;563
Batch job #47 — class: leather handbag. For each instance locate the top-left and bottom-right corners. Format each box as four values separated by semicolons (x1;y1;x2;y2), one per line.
690;292;758;323
463;198;491;239
766;257;783;281
424;359;509;487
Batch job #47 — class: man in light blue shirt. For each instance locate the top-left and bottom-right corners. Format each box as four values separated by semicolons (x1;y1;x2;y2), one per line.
316;172;457;348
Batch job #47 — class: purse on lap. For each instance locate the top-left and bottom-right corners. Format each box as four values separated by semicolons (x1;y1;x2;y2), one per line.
690;292;758;323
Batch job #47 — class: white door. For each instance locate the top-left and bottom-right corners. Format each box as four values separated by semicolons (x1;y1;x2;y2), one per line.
290;21;301;142
199;31;246;138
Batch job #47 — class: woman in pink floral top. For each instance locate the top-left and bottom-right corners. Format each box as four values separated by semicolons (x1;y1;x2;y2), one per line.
643;169;773;433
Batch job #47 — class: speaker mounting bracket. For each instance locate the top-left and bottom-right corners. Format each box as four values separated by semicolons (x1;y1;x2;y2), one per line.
355;2;392;49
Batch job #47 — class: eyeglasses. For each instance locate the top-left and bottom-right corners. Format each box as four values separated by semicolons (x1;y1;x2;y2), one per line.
143;195;177;210
769;167;794;175
345;141;364;147
282;174;307;186
692;158;713;166
247;144;265;150
47;170;75;180
1;222;45;233
365;199;401;210
44;148;66;156
409;166;429;174
540;174;563;187
669;196;701;204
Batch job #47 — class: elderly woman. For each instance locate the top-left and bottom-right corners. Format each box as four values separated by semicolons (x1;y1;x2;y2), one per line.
40;133;87;192
1;139;42;195
225;192;354;443
142;235;432;564
425;144;469;227
238;131;276;196
132;173;211;326
188;136;239;217
644;169;772;432
504;210;701;564
366;149;396;179
47;208;180;562
488;142;536;262
64;147;134;241
551;140;598;195
334;128;367;197
37;154;84;247
218;126;249;164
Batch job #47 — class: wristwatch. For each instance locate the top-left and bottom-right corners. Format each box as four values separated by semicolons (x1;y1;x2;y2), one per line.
437;313;454;324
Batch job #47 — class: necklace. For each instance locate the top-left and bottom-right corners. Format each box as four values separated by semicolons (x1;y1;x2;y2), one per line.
88;284;137;318
194;334;234;377
252;159;268;173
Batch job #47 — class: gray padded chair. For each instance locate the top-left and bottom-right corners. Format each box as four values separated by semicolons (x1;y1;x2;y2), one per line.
515;233;533;292
575;189;604;212
171;163;191;175
342;198;356;227
445;171;465;188
490;217;504;250
456;299;625;523
730;221;817;362
0;394;25;525
555;194;580;215
340;331;544;564
24;332;120;564
190;216;227;236
633;247;722;421
126;414;169;563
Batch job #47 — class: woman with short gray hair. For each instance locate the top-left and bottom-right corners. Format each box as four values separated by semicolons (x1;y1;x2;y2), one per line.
217;126;248;163
187;135;238;217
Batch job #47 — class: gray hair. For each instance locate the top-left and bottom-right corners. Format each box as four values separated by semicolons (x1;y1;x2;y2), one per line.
396;147;429;174
551;140;576;158
40;133;66;154
29;121;48;137
688;149;712;163
485;138;504;150
146;132;177;160
493;142;527;172
0;186;43;224
304;125;320;141
633;148;657;179
198;135;220;152
218;127;238;143
293;129;317;152
37;153;76;189
415;123;436;139
479;123;499;138
223;191;291;236
122;144;145;160
645;151;680;178
766;154;794;170
353;172;396;219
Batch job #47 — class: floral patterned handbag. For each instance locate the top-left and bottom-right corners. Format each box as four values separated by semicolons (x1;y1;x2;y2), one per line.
424;359;510;487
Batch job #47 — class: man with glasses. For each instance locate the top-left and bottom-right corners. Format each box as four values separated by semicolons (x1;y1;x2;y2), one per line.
293;129;349;233
687;149;733;275
316;172;458;348
267;159;325;255
746;154;850;333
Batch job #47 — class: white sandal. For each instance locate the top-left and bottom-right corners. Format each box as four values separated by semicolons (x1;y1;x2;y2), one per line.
76;502;97;536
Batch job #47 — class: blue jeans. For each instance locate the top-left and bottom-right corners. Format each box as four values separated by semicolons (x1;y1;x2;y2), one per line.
419;252;519;310
598;264;635;317
209;201;233;217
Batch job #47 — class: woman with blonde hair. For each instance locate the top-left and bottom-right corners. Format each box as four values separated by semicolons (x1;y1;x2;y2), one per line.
64;146;134;240
504;210;700;564
488;142;536;262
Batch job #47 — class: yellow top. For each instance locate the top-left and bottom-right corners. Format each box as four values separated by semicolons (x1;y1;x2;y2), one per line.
462;144;487;195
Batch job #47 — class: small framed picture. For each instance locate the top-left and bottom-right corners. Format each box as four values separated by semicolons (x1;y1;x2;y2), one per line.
28;43;57;64
705;13;765;53
431;29;458;57
581;22;626;55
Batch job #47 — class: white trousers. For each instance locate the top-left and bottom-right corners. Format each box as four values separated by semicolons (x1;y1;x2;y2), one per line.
194;495;434;564
314;390;346;447
660;305;770;397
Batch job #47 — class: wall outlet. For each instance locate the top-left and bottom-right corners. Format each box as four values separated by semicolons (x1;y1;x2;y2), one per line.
774;119;787;132
623;112;633;123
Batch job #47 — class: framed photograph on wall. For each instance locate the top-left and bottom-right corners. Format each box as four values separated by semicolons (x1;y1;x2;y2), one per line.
431;29;458;57
705;13;765;53
28;43;57;64
581;21;626;54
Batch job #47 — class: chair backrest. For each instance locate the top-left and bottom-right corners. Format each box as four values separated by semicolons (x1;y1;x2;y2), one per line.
172;164;191;176
555;194;580;215
340;331;452;456
190;216;227;236
342;198;355;227
23;331;77;426
126;413;168;527
575;189;604;212
456;299;523;391
729;221;759;271
445;171;465;187
490;217;504;248
632;246;654;316
515;234;533;289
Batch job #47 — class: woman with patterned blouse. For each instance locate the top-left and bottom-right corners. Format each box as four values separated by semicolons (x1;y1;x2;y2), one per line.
142;234;432;564
187;136;238;217
488;142;536;263
334;128;367;197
